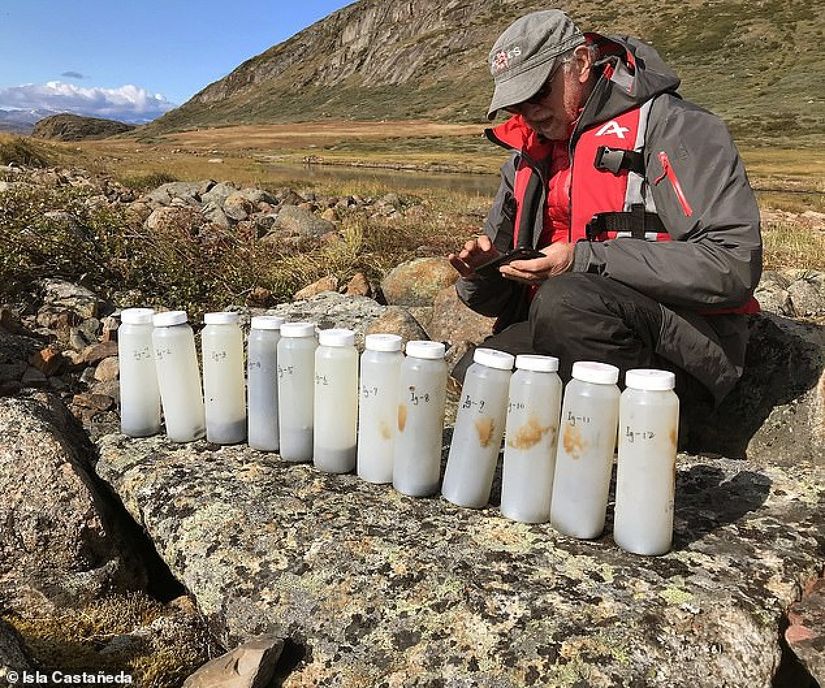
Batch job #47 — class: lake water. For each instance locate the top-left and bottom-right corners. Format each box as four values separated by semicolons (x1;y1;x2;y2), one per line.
264;162;500;197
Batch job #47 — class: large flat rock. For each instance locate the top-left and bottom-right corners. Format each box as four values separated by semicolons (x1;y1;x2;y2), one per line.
96;434;824;687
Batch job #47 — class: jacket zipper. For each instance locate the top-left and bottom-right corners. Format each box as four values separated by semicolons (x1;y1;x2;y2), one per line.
654;151;693;217
485;128;548;249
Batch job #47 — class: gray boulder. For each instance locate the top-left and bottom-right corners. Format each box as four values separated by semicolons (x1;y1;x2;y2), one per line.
96;434;823;688
266;292;426;350
0;392;148;616
380;257;458;307
201;182;238;209
685;313;824;463
271;205;335;238
143;181;202;207
0;618;31;678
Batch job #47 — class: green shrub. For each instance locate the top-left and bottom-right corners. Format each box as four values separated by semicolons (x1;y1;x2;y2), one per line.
118;171;179;192
0;137;50;167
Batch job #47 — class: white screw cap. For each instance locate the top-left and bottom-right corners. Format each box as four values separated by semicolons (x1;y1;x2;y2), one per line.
251;316;284;330
280;322;316;338
319;328;356;347
516;354;559;372
204;311;239;325
571;361;619;385
473;347;514;371
153;310;188;327
365;334;403;352
120;308;155;325
625;368;676;391
405;340;446;360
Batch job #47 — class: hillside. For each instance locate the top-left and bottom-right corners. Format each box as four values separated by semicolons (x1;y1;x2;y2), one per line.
141;0;825;145
32;113;134;141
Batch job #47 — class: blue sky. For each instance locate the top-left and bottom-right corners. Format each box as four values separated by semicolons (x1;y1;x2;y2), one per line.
0;0;353;121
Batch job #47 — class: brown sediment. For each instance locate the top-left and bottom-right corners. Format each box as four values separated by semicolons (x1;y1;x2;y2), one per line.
507;416;552;450
475;417;495;447
380;420;392;440
563;424;587;459
669;426;678;450
397;404;408;433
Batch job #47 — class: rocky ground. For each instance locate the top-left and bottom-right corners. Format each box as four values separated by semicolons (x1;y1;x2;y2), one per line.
0;165;823;686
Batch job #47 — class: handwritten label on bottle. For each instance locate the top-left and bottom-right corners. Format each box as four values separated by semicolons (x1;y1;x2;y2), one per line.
461;395;486;412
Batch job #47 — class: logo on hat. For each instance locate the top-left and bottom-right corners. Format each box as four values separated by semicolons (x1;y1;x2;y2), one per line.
492;47;522;73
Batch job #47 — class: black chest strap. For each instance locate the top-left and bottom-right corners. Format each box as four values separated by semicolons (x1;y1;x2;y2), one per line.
586;204;667;240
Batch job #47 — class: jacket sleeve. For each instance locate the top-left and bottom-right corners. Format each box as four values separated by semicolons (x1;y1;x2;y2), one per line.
572;95;762;310
455;156;518;316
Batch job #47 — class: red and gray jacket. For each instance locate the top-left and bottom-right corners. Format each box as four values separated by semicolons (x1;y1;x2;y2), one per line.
457;34;763;401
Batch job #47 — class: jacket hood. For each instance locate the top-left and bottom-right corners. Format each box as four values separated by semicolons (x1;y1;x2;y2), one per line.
487;34;681;152
582;33;681;125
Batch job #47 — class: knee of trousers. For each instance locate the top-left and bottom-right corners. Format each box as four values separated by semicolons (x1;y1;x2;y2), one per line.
529;273;607;328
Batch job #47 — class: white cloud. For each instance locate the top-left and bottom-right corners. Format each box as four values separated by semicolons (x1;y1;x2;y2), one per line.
0;81;177;123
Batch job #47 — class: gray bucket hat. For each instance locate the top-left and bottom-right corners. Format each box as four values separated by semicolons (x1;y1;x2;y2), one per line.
487;9;585;120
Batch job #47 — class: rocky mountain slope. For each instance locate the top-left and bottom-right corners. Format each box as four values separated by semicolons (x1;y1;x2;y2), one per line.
143;0;825;144
32;113;134;141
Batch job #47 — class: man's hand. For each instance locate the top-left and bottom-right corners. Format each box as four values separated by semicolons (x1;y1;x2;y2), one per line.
448;235;500;279
499;242;575;284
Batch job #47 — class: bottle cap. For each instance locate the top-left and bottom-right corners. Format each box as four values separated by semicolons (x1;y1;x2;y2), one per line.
405;340;446;360
318;328;356;347
473;347;514;371
280;322;316;338
120;308;155;325
571;361;619;385
516;354;559;372
204;311;239;325
625;368;676;391
365;334;403;352
250;315;284;330
153;310;188;327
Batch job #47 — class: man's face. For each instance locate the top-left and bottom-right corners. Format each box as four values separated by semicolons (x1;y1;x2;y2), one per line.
506;55;590;141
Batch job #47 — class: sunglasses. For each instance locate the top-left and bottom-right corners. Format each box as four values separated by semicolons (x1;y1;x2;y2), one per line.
508;64;562;112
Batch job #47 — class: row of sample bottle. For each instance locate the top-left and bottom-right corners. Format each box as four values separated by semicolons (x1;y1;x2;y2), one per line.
119;308;678;555
446;353;679;556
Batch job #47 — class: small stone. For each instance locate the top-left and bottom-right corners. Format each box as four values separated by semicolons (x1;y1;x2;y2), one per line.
345;272;371;297
30;346;66;376
79;367;97;386
73;392;114;412
320;208;338;222
68;327;94;351
294;276;339;300
246;287;274;308
94;357;120;382
82;341;119;365
183;636;283;688
101;316;119;343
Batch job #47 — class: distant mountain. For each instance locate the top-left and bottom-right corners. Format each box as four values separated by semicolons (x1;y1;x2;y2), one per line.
142;0;825;144
0;108;59;134
31;113;135;141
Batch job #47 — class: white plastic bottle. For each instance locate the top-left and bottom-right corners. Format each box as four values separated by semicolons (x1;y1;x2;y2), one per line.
277;322;317;462
614;369;680;555
247;315;284;452
550;361;620;539
201;312;246;445
441;348;514;508
392;341;448;497
119;308;161;437
313;328;359;473
152;311;206;443
357;334;404;484
500;355;563;523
